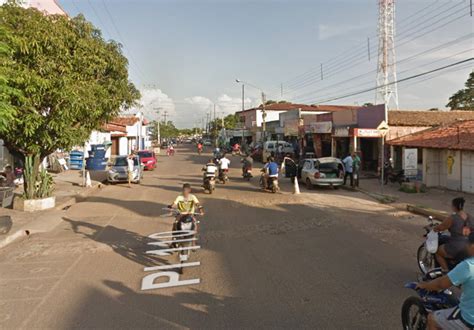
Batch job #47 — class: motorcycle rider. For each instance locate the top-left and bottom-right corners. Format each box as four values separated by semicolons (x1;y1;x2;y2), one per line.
434;197;473;272
241;153;253;176
417;231;474;330
218;153;231;181
169;183;204;232
203;158;217;179
262;156;279;189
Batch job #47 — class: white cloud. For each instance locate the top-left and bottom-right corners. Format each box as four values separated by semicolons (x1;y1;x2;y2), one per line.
137;88;176;121
317;23;370;41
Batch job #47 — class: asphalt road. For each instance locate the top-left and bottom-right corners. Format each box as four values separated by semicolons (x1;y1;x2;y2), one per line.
0;145;427;329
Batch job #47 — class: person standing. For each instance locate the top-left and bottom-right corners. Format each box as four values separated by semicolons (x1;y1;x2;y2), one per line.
352;152;361;187
127;153;135;188
342;154;354;187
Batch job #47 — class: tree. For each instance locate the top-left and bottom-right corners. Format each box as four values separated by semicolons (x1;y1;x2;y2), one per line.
446;71;474;110
0;25;20;132
0;4;140;199
159;121;179;139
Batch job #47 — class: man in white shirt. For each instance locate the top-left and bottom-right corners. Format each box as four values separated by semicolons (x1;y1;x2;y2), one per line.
218;154;231;182
127;153;135;188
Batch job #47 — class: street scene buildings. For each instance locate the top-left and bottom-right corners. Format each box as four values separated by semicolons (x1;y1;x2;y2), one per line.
0;0;473;329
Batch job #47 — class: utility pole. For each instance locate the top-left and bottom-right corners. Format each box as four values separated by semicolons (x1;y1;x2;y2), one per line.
261;92;266;143
153;107;162;147
213;103;217;147
375;0;399;109
241;84;245;111
162;111;168;124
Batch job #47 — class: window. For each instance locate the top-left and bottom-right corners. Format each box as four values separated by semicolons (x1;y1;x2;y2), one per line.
139;151;153;158
303;161;313;170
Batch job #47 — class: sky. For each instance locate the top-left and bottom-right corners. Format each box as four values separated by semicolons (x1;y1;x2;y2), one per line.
58;0;473;128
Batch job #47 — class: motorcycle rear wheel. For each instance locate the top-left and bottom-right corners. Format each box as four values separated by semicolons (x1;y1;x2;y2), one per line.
401;296;427;330
417;243;435;275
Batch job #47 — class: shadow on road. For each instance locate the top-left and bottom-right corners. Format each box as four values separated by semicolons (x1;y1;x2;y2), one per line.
62;280;234;329
62;217;168;267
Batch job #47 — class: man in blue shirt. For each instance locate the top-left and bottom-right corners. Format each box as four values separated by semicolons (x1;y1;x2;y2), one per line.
262;157;279;189
417;232;474;329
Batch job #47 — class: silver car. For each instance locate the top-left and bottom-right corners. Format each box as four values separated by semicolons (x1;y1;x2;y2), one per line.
300;157;345;189
107;156;143;184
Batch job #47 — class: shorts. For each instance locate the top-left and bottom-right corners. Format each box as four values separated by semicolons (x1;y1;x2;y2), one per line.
433;307;473;330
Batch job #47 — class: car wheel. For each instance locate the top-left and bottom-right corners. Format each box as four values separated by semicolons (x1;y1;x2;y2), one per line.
305;178;312;190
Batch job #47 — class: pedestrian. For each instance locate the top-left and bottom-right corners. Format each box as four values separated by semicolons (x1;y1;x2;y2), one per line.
0;165;16;187
352;152;361;187
342;153;354;187
284;154;297;184
127;153;135;188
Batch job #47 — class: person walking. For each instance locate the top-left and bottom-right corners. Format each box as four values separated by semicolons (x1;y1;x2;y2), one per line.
342;153;354;187
352;152;361;187
127;153;135;188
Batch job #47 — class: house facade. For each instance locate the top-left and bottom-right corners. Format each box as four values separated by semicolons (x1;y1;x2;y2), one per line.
388;120;474;193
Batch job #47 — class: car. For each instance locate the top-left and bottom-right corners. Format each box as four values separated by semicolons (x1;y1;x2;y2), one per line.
300;157;345;189
203;139;212;146
107;156;143;184
138;150;156;170
262;141;294;162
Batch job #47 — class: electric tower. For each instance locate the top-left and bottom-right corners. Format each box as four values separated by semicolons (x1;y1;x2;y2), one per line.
376;0;399;109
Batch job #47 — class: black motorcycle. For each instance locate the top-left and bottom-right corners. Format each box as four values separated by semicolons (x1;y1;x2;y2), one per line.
218;168;228;184
242;166;252;181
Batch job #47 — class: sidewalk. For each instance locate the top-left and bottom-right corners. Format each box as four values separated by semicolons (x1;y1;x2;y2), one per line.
354;177;473;220
0;169;104;248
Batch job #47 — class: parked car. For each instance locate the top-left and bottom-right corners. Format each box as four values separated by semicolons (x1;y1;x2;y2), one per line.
138;150;156;170
300;157;344;189
262;141;294;162
107;156;143;184
203;139;212;146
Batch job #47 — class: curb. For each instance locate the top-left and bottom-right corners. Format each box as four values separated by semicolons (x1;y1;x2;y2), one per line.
0;182;103;250
343;185;447;222
54;182;102;210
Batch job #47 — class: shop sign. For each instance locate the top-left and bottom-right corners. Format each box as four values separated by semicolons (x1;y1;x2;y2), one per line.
404;148;418;177
355;128;382;138
310;121;332;134
333;127;350;137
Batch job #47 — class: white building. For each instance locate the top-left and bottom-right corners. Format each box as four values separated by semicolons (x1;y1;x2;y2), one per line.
0;0;66;15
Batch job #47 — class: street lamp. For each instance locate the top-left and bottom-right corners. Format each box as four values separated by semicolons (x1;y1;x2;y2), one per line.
235;79;267;142
153;107;163;148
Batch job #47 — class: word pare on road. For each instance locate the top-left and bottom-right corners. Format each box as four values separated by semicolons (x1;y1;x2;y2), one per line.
141;230;201;290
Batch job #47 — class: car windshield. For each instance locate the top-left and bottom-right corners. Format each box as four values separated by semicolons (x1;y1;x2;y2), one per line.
139;152;152;158
113;157;139;166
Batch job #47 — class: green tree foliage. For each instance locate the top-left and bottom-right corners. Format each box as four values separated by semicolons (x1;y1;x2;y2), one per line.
0;4;140;198
446;71;474;110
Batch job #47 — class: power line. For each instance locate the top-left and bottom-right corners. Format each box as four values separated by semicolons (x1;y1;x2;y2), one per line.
279;2;470;94
277;0;456;89
292;33;473;102
306;58;473;105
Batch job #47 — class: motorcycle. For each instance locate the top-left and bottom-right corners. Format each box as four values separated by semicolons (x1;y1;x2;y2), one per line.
259;169;279;193
401;269;459;330
202;174;216;194
218;168;228;184
242;166;252;181
387;169;409;185
417;216;466;275
162;208;201;274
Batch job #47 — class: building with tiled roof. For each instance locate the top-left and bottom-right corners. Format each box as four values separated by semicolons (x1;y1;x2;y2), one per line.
388;120;474;193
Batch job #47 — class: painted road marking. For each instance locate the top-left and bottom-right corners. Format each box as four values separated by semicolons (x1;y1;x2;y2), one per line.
141;230;201;290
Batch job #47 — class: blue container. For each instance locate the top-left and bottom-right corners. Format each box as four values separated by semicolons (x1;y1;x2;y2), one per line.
88;150;106;159
90;144;106;151
86;157;108;170
69;151;84;170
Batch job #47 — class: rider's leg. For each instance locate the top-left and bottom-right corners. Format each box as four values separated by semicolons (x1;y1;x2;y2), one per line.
435;245;449;272
427;313;442;330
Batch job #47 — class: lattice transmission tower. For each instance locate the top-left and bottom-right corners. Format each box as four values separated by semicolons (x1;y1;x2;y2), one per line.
376;0;399;109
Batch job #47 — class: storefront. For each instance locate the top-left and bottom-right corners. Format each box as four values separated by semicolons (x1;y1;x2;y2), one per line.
309;121;332;157
353;128;381;172
332;127;352;159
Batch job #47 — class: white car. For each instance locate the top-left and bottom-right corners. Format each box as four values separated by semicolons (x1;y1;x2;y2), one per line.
300;157;345;189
